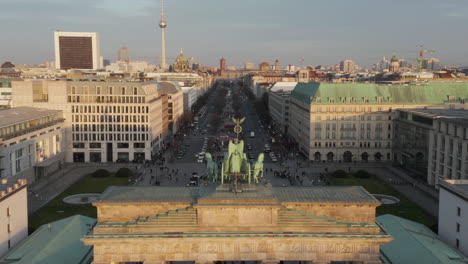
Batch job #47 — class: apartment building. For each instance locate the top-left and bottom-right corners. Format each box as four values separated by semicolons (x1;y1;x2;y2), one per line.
0;179;27;257
288;82;468;163
0;107;64;183
12;80;169;163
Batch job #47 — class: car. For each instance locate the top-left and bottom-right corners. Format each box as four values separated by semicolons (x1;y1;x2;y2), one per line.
197;158;204;163
199;152;205;157
271;157;278;162
247;145;252;150
177;155;183;159
264;148;271;153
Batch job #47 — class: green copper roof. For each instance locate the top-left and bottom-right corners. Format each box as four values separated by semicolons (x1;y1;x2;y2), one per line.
377;215;468;264
1;215;96;264
291;82;468;105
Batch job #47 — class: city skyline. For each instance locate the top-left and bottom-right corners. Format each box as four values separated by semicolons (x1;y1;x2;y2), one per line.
1;0;468;67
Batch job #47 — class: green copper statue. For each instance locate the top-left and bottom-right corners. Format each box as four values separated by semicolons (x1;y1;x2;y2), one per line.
217;117;264;189
205;152;218;183
252;153;264;184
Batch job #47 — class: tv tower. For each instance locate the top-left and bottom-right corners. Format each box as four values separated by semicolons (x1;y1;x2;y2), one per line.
159;0;167;70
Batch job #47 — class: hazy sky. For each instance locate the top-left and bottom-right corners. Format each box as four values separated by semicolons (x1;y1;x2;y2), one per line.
1;0;468;68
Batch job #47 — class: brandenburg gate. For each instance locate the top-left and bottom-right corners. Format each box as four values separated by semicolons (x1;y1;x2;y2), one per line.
82;120;391;263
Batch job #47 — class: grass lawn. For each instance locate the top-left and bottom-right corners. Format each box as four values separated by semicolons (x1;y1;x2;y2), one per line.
331;174;436;228
29;174;128;232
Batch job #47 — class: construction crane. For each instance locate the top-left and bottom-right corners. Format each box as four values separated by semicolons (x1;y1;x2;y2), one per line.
417;45;436;72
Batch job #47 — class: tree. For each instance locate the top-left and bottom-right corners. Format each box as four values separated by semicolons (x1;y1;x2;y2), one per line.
116;168;133;178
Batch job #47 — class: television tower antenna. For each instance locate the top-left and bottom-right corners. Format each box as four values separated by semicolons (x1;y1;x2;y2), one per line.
159;0;168;70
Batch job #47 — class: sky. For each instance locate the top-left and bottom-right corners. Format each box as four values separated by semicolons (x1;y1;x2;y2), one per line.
1;0;468;68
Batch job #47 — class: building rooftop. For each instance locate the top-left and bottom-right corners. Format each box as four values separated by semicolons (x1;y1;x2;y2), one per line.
377;214;468;264
96;185;380;205
157;81;180;94
97;186;198;203
0;179;27;202
269;82;298;93
440;180;468;201
398;107;468;126
0;215;96;264
291;82;468;105
0;107;62;128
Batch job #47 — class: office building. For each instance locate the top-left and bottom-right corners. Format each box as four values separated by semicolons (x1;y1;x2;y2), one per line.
439;179;468;256
158;82;183;134
340;60;356;73
427;112;468;186
54;31;102;70
118;47;130;62
268;82;297;134
0;179;28;257
12;80;169;163
288;82;468;163
0;107;64;183
422;58;441;71
392;108;468;185
244;62;256;70
0;80;12;108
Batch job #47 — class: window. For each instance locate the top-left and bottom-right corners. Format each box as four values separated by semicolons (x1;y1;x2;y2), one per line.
117;143;129;148
72;143;85;149
15;148;23;173
456;239;460;248
458;207;461;217
7;223;11;233
134;143;145;148
8;240;11;249
90;143;101;148
7;207;11;216
456;223;460;233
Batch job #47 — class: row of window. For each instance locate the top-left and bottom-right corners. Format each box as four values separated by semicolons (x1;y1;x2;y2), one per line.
313;115;390;121
73;142;146;149
72;133;149;142
68;95;147;104
72;114;149;124
71;86;140;95
312;106;392;113
71;105;149;114
72;124;149;133
313;141;387;148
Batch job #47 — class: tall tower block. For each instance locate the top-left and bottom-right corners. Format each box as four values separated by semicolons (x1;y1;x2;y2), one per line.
159;0;167;70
